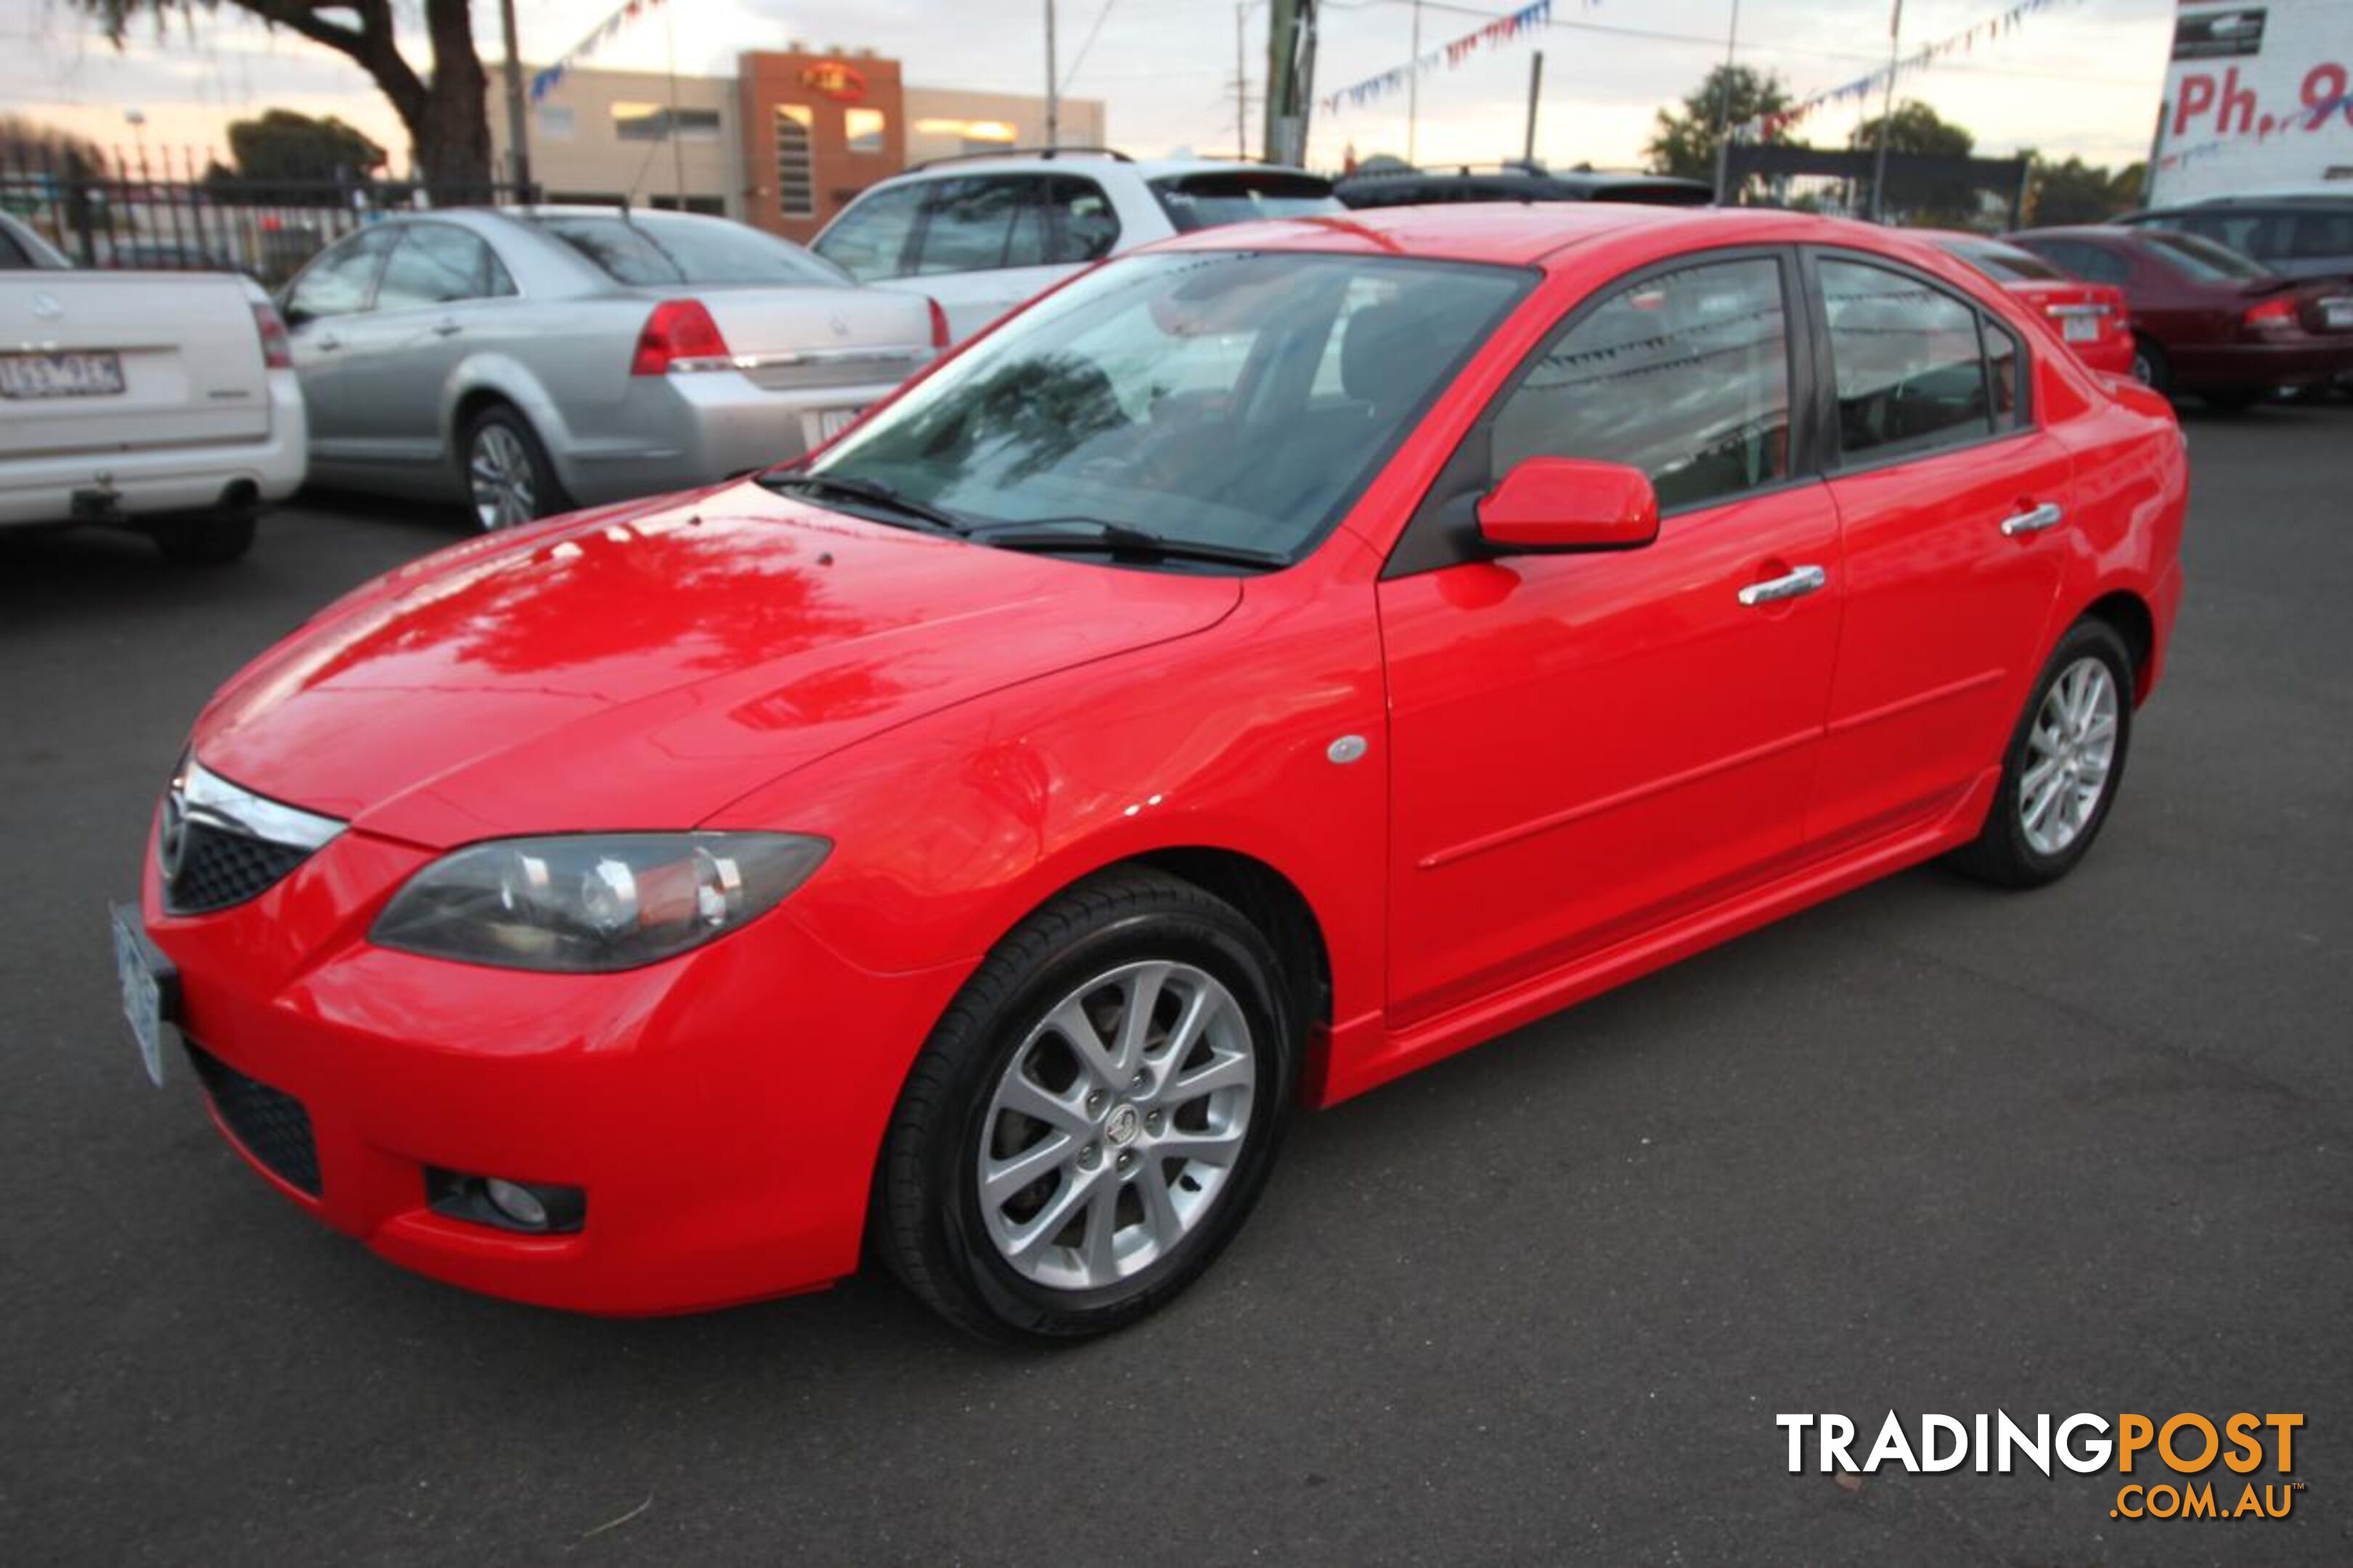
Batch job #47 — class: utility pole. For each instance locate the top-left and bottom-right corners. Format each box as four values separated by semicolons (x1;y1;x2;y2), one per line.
1869;0;1901;221
498;0;532;195
1236;2;1249;158
1263;0;1317;166
1045;0;1061;148
1522;51;1543;168
1406;0;1422;166
1710;0;1740;203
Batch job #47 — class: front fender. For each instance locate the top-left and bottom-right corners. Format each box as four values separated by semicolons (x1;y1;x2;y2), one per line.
706;546;1392;1046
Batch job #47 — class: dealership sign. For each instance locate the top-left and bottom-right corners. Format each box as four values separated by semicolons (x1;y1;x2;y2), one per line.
800;61;868;104
2151;0;2353;200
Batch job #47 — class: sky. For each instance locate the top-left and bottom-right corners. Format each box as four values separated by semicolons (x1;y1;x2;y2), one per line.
4;0;2177;176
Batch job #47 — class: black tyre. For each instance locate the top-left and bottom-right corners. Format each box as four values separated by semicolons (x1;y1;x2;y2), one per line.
152;509;257;566
2130;335;2171;398
876;868;1300;1344
459;404;566;531
1949;618;2134;889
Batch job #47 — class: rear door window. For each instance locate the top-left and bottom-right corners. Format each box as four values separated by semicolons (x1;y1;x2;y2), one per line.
1044;176;1122;263
2288;209;2353;260
910;177;1039;274
373;224;517;310
1819;257;1999;462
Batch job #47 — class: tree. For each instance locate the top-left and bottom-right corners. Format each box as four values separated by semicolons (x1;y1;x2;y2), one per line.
0;113;107;175
1644;65;1793;188
76;1;492;199
1848;100;1978;224
223;108;387;184
2027;155;2145;225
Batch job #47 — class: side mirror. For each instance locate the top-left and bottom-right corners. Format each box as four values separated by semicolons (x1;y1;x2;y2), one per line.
1475;457;1659;554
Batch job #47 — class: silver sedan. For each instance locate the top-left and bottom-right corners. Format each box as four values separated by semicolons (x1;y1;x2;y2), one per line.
277;208;939;529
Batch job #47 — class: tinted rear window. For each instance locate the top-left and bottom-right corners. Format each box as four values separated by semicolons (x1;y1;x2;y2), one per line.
530;214;849;287
2143;229;2271;282
1941;236;2068;282
1150;172;1341;233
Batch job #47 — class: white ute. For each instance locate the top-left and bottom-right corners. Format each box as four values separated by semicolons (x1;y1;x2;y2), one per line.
1;266;306;563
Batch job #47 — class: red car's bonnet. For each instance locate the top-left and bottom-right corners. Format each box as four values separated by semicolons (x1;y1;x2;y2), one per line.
192;487;1242;846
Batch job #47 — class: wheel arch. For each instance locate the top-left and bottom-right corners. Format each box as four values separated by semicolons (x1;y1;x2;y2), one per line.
2078;587;2157;703
441;359;580;494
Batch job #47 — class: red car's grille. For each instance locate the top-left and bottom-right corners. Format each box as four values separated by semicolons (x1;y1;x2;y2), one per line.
163;821;311;915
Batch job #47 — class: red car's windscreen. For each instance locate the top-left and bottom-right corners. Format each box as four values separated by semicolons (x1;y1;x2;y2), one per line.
806;250;1533;564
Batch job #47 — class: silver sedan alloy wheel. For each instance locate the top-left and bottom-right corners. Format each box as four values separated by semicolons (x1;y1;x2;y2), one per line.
976;960;1257;1291
2020;655;2120;857
468;422;537;531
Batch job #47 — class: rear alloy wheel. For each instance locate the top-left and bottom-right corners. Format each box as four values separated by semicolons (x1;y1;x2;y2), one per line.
1950;618;2134;888
2129;336;2170;397
462;406;563;532
877;870;1297;1342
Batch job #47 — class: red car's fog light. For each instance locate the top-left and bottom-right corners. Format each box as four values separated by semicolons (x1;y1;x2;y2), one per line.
426;1169;587;1235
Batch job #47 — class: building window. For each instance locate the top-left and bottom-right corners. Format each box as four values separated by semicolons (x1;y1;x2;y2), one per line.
846;107;887;156
534;105;575;142
613;103;722;142
775;105;815;219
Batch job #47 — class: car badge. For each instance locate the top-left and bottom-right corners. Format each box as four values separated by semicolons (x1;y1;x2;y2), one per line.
30;291;63;321
830;312;852;337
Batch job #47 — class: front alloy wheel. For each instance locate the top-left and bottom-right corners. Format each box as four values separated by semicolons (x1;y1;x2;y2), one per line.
976;960;1257;1291
877;869;1297;1342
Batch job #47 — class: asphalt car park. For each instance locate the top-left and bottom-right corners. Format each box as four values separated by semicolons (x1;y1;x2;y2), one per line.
4;397;2350;1561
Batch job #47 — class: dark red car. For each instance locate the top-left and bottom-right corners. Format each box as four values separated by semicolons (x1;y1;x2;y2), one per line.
1925;231;2135;377
117;206;2187;1341
2007;224;2353;407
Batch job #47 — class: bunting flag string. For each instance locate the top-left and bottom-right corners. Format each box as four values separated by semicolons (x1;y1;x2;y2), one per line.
1323;0;1583;117
530;0;671;103
1732;0;2079;143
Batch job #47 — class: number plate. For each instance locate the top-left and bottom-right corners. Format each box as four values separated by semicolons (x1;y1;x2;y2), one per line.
2323;300;2353;330
801;407;863;448
0;351;126;399
110;905;176;1087
2062;316;2100;343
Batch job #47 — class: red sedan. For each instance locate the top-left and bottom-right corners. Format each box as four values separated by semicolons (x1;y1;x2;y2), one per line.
1925;230;2135;377
117;206;2186;1341
2008;224;2353;407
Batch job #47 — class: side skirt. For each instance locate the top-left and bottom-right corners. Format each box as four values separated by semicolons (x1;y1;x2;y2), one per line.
1316;768;2000;1107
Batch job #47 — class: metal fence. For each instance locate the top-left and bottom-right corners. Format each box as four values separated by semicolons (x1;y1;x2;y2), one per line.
1;142;531;287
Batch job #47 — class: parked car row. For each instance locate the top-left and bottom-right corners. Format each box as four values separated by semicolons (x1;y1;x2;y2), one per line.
8;155;2344;566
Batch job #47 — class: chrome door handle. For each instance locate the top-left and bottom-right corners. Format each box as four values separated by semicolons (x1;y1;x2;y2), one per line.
1738;564;1828;607
432;320;462;338
2000;502;2064;536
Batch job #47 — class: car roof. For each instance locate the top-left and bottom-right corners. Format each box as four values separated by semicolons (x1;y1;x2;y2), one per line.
1152;202;1848;268
879;153;1322;184
2010;224;2141;241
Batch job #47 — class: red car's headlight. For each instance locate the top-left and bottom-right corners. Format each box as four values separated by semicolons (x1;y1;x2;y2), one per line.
371;833;830;973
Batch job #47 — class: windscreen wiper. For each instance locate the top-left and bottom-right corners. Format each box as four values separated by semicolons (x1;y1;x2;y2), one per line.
971;518;1288;571
760;473;972;536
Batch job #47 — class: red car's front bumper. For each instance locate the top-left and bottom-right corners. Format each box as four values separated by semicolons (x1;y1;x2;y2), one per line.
140;827;971;1315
